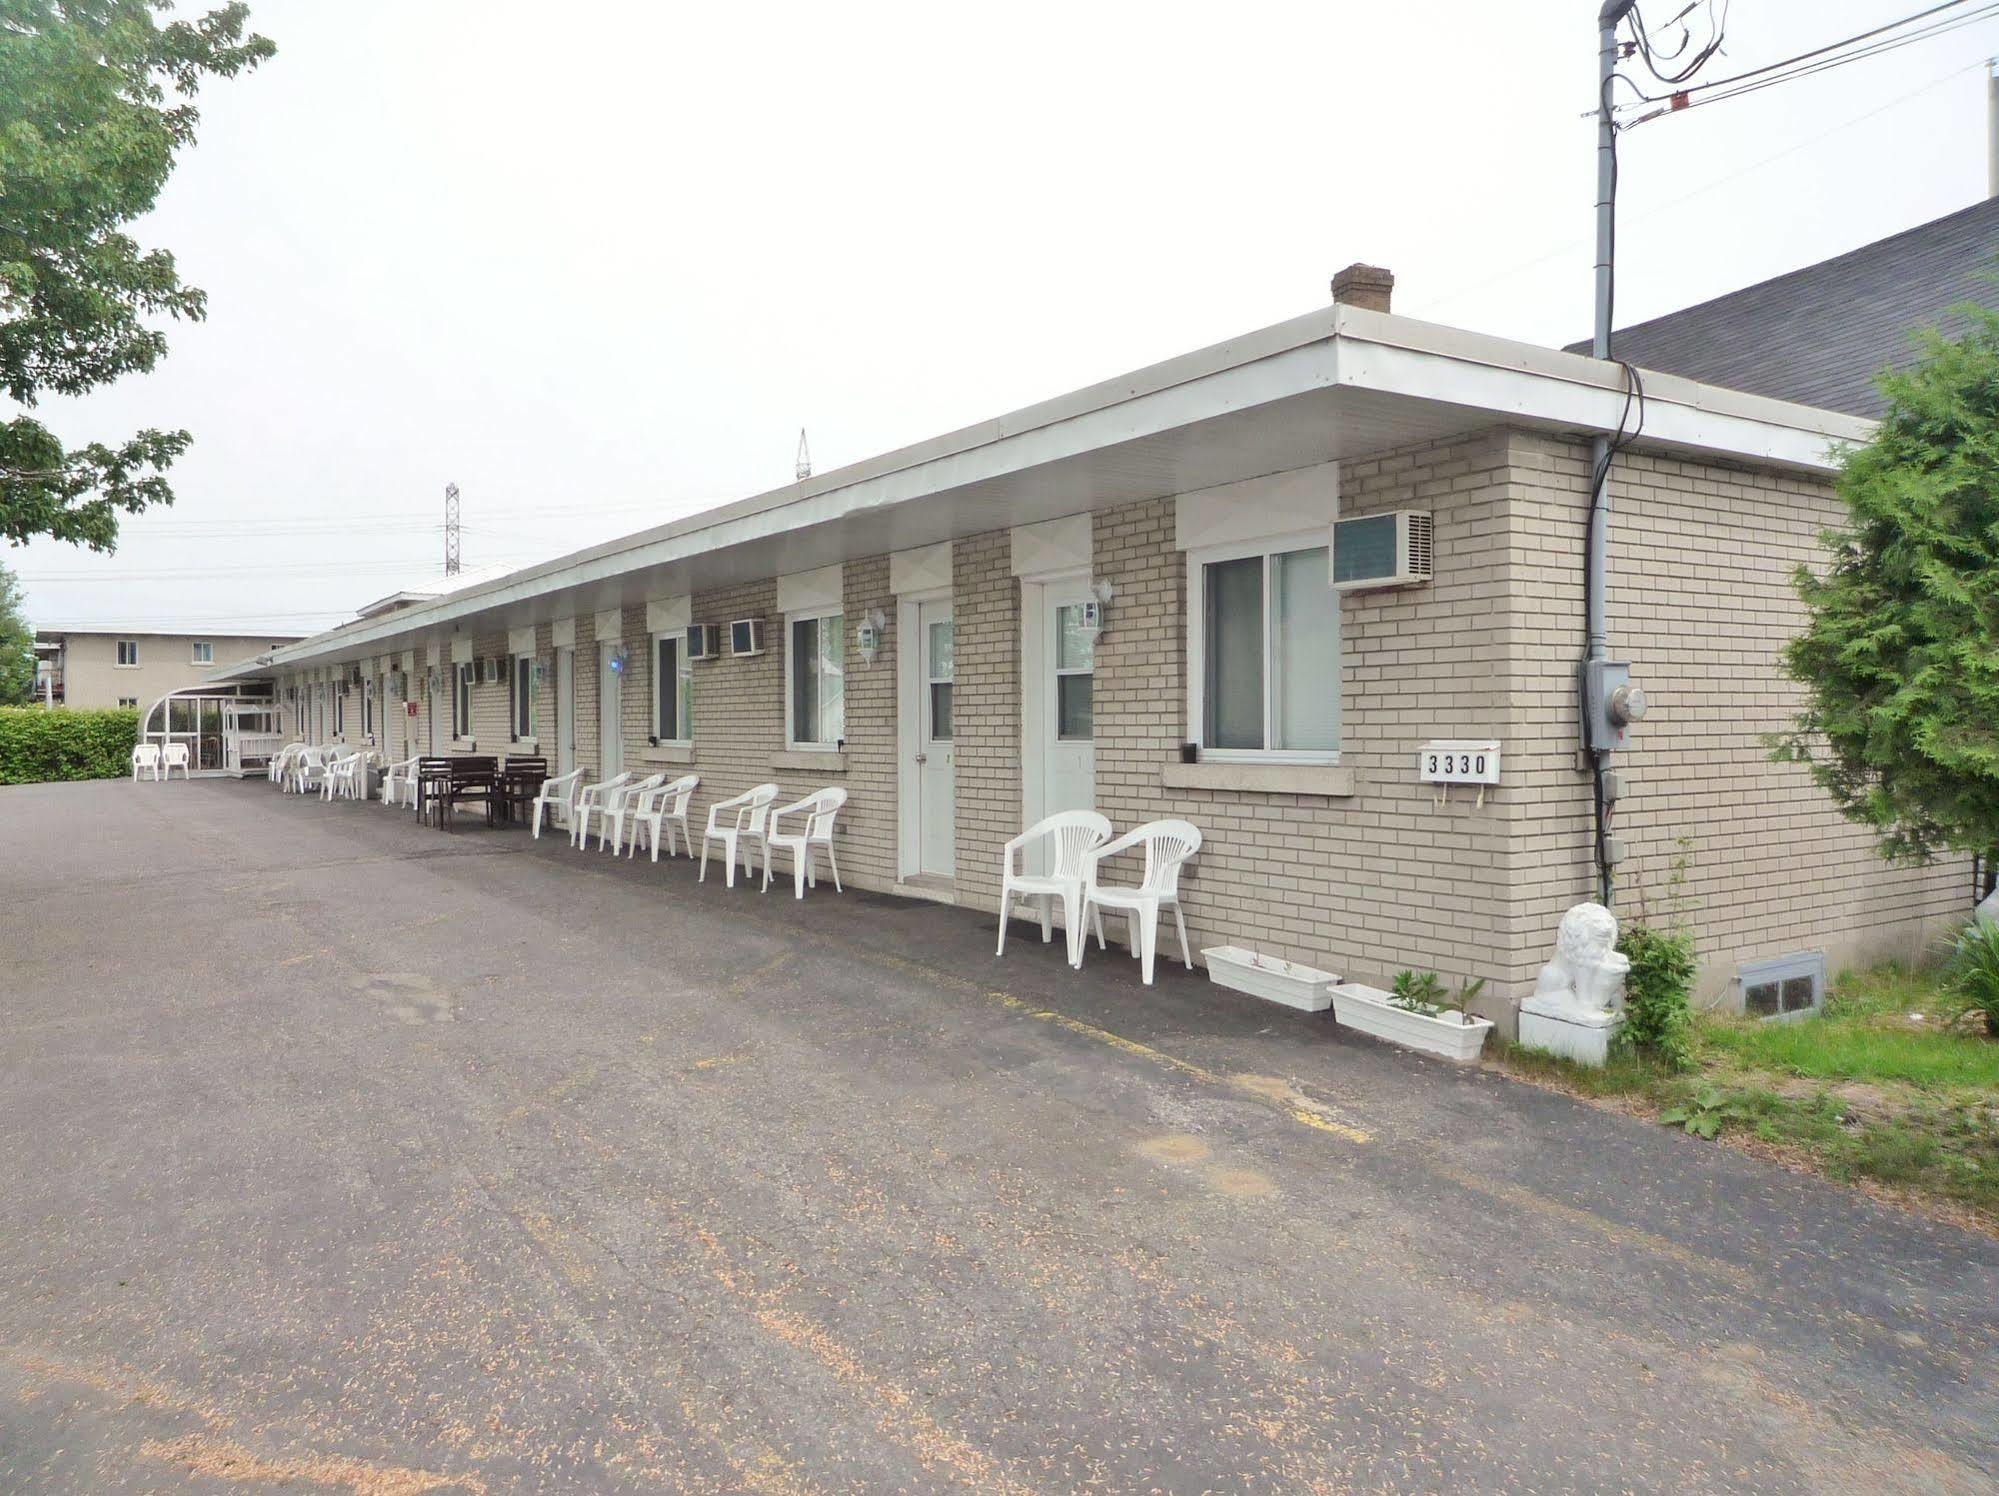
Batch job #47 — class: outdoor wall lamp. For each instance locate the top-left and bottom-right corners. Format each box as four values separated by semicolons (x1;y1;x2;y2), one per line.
855;607;888;666
1084;577;1114;635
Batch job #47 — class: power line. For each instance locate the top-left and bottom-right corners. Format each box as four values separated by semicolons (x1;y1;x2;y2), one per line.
1410;57;1977;318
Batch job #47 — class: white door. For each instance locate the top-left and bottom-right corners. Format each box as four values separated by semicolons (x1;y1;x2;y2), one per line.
426;675;439;754
915;600;956;876
556;646;576;776
1043;582;1096;827
599;642;623;779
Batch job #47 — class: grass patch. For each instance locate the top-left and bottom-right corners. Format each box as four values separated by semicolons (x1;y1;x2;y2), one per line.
1492;961;1999;1227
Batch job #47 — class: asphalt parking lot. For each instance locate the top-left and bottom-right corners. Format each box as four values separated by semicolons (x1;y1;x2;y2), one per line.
2;777;1995;1492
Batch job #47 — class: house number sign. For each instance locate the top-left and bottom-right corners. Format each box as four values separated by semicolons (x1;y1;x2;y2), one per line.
1418;739;1501;806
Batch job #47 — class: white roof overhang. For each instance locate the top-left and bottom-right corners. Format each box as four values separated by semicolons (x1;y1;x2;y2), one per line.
242;303;1869;675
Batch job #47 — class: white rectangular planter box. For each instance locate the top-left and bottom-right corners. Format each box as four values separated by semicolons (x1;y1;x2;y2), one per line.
1330;982;1494;1063
1201;946;1340;1013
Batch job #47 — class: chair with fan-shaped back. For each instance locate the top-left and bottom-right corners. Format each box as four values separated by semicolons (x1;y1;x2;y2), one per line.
996;810;1114;967
1077;818;1203;986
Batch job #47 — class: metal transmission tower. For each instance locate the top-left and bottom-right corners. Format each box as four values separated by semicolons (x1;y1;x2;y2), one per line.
443;482;461;575
795;429;812;482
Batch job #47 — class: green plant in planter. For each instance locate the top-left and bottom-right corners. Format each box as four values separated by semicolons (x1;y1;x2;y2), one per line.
1944;918;1999;1037
1388;970;1445;1016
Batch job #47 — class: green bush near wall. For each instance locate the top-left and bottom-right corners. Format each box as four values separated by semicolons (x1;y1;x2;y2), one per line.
0;707;140;784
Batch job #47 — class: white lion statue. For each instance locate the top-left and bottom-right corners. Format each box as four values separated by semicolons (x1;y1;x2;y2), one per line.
1531;903;1630;1020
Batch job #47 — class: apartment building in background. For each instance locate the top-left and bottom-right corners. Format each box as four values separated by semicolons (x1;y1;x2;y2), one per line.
35;629;300;710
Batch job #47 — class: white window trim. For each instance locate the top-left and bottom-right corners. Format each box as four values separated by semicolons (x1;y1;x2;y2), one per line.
453;662;473;740
784;609;845;750
649;632;691;747
512;653;536;742
115;640;139;667
1184;527;1342;766
190;641;213;664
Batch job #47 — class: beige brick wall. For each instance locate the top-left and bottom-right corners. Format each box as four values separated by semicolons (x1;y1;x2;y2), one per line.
1516;433;1965;1005
952;530;1021;914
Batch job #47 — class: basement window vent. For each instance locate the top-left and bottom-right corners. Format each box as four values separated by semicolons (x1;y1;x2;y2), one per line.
1738;951;1825;1022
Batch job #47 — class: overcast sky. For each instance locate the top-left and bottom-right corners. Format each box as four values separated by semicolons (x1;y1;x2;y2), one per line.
14;0;1998;637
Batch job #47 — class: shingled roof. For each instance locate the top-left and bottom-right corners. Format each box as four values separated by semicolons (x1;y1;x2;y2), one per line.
1565;196;1999;417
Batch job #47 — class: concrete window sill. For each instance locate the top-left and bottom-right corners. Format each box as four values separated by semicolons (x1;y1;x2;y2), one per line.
507;738;540;753
771;749;846;773
1162;761;1356;797
451;738;479;753
641;744;695;766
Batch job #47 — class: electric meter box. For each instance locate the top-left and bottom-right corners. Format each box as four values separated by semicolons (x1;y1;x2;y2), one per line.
1581;658;1647;752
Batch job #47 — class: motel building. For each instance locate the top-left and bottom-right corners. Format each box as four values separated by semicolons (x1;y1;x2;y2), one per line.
215;271;1965;1032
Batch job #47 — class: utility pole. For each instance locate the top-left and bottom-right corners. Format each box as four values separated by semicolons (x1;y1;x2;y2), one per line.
443;482;461;576
1587;1;1637;908
1987;58;1999;198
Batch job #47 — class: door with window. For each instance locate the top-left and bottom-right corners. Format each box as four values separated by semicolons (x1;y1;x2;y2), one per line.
914;600;955;876
1043;581;1096;835
556;646;576;775
598;641;623;778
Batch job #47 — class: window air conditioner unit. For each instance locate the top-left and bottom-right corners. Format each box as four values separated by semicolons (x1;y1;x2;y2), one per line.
729;619;765;657
686;624;717;661
1331;510;1433;590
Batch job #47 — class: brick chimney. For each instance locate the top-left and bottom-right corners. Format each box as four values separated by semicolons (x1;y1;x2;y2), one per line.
1330;263;1394;313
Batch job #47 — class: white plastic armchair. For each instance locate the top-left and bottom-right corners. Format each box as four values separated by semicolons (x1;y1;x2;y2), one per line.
570;771;632;849
381;755;419;808
602;771;665;852
291;746;328;795
997;810;1113;965
131;743;162;782
160;742;191;780
699;783;778;888
629;773;699;861
1078;818;1203;985
268;742;303;785
531;767;585;839
761;787;846;897
322;749;361;801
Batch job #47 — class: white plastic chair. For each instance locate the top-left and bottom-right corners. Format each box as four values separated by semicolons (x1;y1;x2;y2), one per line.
531;767;585;839
323;750;361;801
131;743;161;782
629;773;699;861
602;771;665;853
699;783;778;888
997;810;1113;965
268;743;302;785
1077;819;1203;986
762;787;846;897
570;771;632;849
381;755;418;807
160;742;191;780
290;746;327;795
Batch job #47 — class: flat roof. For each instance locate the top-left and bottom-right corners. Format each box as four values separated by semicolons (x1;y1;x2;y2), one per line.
228;302;1871;677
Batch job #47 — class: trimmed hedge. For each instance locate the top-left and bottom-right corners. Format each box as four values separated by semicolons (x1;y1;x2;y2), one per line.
0;707;140;784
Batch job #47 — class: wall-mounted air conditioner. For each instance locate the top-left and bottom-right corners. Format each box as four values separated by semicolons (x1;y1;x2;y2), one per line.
1331;510;1433;591
729;619;765;657
687;623;718;660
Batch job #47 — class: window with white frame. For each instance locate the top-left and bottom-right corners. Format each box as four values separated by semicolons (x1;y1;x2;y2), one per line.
333;687;345;737
453;662;473;740
787;613;845;747
116;640;138;667
652;635;690;744
117;696;137;709
190;641;212;664
513;655;535;741
1188;537;1340;759
1054;604;1092;740
362;678;374;738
